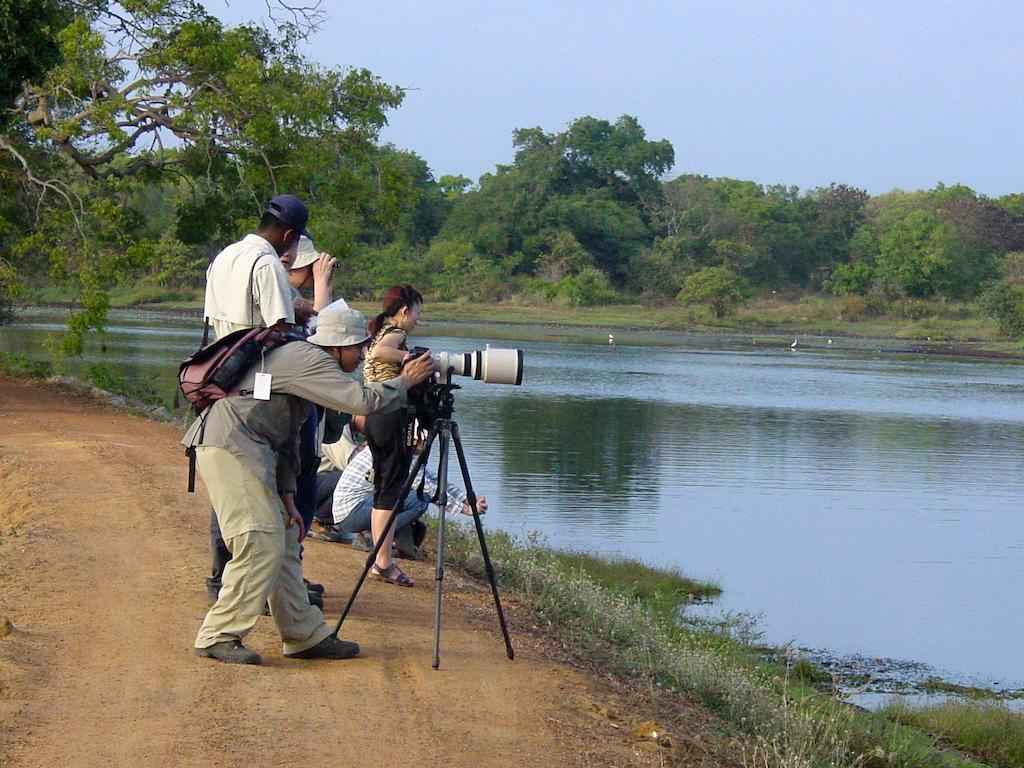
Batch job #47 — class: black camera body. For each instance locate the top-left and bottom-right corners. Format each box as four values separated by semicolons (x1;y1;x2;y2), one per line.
404;347;450;437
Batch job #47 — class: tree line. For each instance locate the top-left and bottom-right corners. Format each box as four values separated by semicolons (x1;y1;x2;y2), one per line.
3;2;1024;351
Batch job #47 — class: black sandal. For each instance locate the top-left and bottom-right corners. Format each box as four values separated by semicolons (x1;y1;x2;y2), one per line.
370;563;414;587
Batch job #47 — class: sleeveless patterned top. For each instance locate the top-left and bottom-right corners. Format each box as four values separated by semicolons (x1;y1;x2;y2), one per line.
363;322;407;383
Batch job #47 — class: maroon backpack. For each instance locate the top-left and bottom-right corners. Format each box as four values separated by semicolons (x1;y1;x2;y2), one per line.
178;326;292;413
179;326;296;492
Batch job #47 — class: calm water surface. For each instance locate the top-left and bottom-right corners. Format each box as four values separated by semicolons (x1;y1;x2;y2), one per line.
3;308;1023;688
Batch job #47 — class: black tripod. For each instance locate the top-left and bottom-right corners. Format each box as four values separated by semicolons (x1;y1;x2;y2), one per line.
331;375;515;669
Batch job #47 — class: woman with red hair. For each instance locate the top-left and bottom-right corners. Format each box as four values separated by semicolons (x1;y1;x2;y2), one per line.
361;285;425;586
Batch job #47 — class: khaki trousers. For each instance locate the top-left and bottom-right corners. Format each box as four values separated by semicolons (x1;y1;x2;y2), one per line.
194;447;331;655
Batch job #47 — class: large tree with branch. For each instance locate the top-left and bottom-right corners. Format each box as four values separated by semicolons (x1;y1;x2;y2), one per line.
0;0;406;350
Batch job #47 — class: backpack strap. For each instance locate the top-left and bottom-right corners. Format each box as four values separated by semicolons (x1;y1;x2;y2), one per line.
185;411;210;493
248;254;262;327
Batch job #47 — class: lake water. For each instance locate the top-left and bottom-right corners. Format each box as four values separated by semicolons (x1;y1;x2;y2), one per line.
3;307;1023;694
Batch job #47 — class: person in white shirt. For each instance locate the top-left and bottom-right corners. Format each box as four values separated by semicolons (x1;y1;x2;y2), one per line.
203;194;317;603
331;442;488;563
203;194;316;341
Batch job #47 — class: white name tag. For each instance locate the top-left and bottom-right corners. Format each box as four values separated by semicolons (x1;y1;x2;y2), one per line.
253;372;272;400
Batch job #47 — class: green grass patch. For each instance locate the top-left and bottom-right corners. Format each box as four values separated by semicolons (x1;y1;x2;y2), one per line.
550;550;720;617
884;701;1024;767
0;352;166;410
82;362;166;407
31;283;202;308
0;351;54;379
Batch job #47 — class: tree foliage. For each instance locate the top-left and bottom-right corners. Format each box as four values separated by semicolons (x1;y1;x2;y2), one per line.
676;266;748;318
2;9;1024;340
0;0;409;350
433;115;673;287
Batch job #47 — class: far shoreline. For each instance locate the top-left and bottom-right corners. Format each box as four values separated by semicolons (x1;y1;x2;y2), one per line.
20;299;1024;362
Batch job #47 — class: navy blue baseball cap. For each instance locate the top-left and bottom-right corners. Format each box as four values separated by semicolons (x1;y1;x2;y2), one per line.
265;194;309;232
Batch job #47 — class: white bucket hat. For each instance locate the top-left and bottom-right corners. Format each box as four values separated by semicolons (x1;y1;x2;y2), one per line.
307;305;370;348
291;234;320;271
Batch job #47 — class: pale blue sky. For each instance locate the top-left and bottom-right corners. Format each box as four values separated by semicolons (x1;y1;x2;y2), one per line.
225;1;1023;196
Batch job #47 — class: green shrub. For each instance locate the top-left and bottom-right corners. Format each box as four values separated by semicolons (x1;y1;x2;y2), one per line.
550;268;620;307
893;298;932;320
677;266;748;318
825;260;875;295
979;281;1024;337
838;294;871;320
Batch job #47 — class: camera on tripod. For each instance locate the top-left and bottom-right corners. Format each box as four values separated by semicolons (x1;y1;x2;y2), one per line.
335;345;521;668
405;345;523;431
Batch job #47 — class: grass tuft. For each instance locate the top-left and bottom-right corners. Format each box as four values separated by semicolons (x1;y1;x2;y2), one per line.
884;701;1024;768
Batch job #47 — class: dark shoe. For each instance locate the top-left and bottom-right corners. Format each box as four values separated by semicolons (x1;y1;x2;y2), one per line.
350;531;374;552
195;640;261;665
310;520;354;544
308;591;324;610
351;531;399;556
304;578;325;594
412;520;427;548
394;524;420;560
285;634;360;660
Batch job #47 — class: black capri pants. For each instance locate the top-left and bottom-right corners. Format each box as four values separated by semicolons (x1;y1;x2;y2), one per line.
364;408;413;510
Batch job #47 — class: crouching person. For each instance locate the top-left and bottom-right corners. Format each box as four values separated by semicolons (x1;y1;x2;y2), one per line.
332;440;488;571
184;305;436;665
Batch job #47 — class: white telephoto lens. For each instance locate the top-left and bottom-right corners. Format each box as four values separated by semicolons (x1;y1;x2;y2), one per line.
480;348;523;385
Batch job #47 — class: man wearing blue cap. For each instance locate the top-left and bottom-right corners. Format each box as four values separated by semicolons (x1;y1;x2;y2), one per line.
202;194;320;604
203;194;316;340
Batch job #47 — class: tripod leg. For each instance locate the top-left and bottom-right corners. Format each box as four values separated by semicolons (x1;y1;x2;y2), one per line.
451;422;515;660
332;424;439;637
431;424;451;669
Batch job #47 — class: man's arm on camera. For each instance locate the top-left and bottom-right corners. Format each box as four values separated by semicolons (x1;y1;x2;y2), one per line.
275;344;409;415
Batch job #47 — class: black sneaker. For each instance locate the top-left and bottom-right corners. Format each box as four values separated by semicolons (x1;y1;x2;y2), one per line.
309;521;353;544
195;640;262;665
394;524;420;560
308;591;324;610
284;634;360;660
304;578;325;594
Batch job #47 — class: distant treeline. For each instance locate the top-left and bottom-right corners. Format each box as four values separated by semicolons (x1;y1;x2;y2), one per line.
3;2;1024;349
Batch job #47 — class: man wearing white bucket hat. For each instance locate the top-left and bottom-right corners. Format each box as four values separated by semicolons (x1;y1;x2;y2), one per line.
288;234;340;318
285;235;345;552
185;305;437;665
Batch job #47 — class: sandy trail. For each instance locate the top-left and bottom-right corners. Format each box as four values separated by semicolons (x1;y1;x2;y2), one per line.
0;378;700;768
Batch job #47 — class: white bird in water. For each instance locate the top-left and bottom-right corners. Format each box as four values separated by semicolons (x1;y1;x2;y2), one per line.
790;338;799;350
608;334;615;345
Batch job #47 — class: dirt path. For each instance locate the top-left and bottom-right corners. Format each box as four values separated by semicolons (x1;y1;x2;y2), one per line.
0;378;735;768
